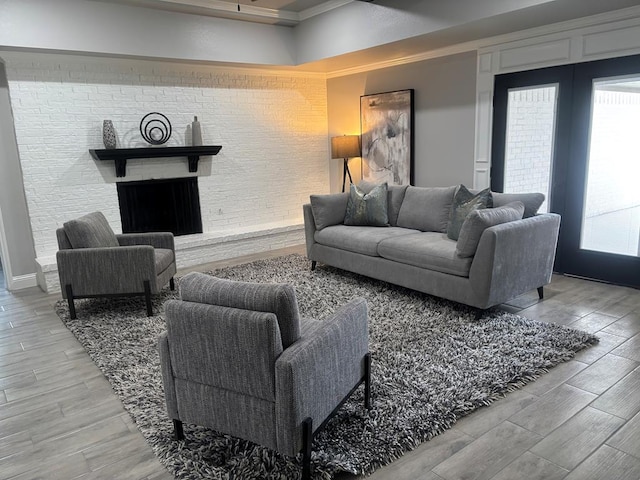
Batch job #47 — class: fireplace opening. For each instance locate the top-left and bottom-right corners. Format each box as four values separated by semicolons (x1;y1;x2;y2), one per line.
117;177;203;236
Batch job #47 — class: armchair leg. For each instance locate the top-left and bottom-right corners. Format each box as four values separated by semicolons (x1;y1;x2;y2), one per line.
301;417;312;480
173;419;184;440
537;286;544;300
144;280;152;316
311;261;316;271
65;284;77;320
169;277;175;291
364;352;372;410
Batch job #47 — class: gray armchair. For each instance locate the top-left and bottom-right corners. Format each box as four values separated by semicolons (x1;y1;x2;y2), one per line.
56;211;176;319
158;272;370;480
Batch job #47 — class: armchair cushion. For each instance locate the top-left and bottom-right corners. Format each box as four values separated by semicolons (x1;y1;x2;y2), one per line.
179;272;301;348
63;211;119;249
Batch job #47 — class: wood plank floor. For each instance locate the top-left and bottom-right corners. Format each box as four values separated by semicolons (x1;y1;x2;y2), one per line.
1;245;639;479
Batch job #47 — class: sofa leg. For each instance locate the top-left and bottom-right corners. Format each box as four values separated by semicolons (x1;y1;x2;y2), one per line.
301;417;312;480
311;261;316;271
65;284;77;320
144;280;152;316
537;286;544;300
173;419;184;440
474;309;486;321
169;277;175;291
364;352;372;410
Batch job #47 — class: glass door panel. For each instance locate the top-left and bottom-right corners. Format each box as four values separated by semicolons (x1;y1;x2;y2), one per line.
580;76;640;257
504;85;558;213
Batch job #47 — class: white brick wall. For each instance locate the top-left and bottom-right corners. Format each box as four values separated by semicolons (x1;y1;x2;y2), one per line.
3;54;329;263
504;86;556;212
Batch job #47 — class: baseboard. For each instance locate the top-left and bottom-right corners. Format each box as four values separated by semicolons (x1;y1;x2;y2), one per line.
7;273;38;290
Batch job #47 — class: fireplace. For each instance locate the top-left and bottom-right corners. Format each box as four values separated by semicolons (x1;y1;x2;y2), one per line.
116;177;203;236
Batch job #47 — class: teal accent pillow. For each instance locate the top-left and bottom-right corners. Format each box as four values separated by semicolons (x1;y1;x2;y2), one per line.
447;185;493;240
344;183;389;226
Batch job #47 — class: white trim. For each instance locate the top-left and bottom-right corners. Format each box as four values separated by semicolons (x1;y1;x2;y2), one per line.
0;49;328;80
299;0;353;21
8;273;37;290
0;204;13;290
326;40;480;78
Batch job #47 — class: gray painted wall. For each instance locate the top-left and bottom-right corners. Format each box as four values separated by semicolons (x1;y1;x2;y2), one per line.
327;51;477;190
0;62;36;279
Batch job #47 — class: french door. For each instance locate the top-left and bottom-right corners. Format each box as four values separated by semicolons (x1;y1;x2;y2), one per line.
492;55;640;288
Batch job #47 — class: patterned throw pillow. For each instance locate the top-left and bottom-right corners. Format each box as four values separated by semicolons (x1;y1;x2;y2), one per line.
447;185;493;240
344;182;389;226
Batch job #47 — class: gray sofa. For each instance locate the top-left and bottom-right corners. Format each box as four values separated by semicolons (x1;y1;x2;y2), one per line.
303;184;561;310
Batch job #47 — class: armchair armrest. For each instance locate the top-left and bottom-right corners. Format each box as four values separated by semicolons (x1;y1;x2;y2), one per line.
56;245;157;296
274;297;368;456
469;213;561;308
116;232;175;251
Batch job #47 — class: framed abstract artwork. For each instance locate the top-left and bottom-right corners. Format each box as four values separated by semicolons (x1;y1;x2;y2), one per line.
360;89;414;186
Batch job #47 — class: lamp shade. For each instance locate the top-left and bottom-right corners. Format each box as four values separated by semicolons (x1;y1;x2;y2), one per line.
331;135;361;159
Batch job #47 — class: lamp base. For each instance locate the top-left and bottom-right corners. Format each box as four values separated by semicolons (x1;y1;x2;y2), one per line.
342;158;354;193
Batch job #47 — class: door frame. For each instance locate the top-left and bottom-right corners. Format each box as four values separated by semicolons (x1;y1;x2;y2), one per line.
491;56;640;287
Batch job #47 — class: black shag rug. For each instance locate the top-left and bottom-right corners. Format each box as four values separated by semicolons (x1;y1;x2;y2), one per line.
55;254;598;479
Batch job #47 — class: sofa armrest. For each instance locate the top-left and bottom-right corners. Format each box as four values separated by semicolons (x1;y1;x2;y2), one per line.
274;297;369;456
56;245;157;297
303;204;317;258
116;232;175;251
469;213;561;308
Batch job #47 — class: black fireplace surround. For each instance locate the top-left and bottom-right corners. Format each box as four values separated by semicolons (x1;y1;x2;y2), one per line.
117;177;203;236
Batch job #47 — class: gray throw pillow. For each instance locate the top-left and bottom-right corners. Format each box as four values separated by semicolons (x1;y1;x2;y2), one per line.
447;185;493;241
492;192;545;218
456;201;525;258
344;182;389;226
63;211;119;249
310;192;349;230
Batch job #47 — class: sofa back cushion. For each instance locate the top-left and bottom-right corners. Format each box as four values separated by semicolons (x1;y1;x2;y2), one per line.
491;192;544;218
456;201;525;258
63;211;119;249
396;186;456;232
310;192;349;230
358;181;409;226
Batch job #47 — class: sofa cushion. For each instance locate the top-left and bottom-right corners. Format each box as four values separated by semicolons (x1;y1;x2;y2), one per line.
63;211;119;249
378;232;473;277
447;185;493;241
358;181;409;226
310;192;349;230
456;202;525;258
492;192;545;218
315;225;419;257
396;186;456;233
344;183;389;226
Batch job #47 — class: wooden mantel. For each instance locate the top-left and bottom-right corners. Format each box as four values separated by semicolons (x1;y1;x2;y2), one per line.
89;145;222;177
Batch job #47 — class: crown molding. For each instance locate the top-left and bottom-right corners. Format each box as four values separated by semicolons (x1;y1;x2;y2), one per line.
299;0;353;21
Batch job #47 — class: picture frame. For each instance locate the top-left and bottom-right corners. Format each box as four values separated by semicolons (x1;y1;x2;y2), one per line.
360;89;414;186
